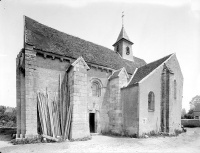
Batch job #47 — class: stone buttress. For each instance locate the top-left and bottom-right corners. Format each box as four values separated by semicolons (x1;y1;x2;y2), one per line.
68;57;90;139
16;44;38;138
108;68;129;134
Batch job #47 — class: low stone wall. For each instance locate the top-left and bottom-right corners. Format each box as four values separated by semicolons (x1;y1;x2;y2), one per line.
181;119;200;127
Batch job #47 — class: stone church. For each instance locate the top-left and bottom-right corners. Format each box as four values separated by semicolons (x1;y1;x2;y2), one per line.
16;16;183;139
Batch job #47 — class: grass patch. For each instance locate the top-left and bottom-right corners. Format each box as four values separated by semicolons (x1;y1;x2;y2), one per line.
139;129;183;138
10;135;62;145
70;136;92;142
11;137;42;145
174;129;182;136
102;130;137;138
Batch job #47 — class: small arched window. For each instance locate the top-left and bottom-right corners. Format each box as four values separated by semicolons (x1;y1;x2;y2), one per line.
148;92;155;111
174;80;177;99
92;81;101;97
126;46;130;55
116;45;119;52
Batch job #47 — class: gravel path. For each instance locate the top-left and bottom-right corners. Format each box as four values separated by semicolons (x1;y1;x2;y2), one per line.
0;128;200;153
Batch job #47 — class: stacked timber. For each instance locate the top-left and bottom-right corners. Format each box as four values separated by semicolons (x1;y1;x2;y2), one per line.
37;73;72;141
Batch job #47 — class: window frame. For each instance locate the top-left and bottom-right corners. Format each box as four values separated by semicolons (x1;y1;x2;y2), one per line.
116;45;119;52
126;46;130;55
174;80;177;100
91;81;101;97
148;91;155;111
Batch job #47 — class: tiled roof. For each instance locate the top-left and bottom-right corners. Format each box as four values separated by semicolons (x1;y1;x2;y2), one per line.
113;27;133;46
24;16;146;74
128;54;173;86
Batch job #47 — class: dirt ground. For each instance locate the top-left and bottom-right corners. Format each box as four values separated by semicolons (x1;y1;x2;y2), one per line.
0;128;200;153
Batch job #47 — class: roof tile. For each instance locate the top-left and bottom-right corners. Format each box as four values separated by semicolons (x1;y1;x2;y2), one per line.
24;16;146;74
128;54;172;86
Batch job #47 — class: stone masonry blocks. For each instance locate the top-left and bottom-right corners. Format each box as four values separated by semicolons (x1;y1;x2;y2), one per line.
69;58;90;139
109;69;128;134
24;49;38;137
16;55;21;138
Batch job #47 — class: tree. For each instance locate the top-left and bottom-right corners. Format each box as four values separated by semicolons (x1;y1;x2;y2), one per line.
0;106;16;127
183;109;194;119
0;106;6;114
188;109;194;115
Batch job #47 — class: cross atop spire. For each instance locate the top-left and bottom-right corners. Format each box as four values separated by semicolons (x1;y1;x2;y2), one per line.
112;12;134;61
122;11;124;27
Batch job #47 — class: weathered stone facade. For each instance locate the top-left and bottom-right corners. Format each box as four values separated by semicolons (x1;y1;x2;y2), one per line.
16;16;183;139
108;68;128;134
121;54;183;137
68;57;90;139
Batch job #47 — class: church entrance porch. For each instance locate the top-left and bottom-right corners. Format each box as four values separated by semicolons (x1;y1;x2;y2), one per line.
89;113;96;133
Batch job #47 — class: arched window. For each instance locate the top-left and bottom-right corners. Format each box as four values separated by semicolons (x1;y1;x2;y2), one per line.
92;81;101;97
116;45;119;52
148;92;155;111
174;80;177;99
126;46;130;55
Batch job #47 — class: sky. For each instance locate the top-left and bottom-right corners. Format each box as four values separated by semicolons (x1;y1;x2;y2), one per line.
0;0;200;111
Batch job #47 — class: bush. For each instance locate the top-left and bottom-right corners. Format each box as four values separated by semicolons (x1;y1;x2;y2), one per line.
183;114;194;119
11;137;42;145
139;129;183;138
174;129;182;136
0;106;16;127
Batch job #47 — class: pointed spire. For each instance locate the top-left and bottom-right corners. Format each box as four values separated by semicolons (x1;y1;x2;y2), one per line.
113;27;133;46
117;27;130;42
113;12;133;46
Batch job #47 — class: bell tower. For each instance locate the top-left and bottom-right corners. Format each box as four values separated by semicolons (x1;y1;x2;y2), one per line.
113;12;134;61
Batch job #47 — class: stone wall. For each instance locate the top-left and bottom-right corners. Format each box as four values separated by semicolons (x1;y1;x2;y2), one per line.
161;65;170;133
138;54;183;136
16;47;38;138
16;45;72;137
108;69;128;134
165;55;183;133
108;78;120;133
20;64;25;138
35;55;68;99
87;68;110;133
25;49;38;137
16;46;114;138
34;55;91;139
16;53;23;138
121;85;139;136
68;57;90;139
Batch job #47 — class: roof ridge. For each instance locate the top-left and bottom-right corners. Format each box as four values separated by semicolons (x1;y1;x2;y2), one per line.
141;54;173;68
